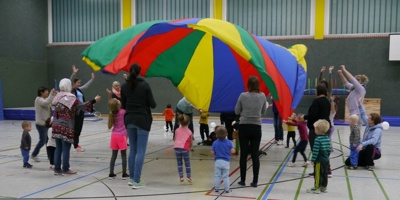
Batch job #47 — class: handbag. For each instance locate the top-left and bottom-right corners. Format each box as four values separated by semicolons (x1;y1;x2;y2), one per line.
45;117;52;128
44;108;53;128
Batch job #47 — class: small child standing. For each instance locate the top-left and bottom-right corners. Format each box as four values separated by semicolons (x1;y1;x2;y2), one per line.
199;110;210;141
47;125;56;169
348;114;361;169
285;113;297;148
162;104;175;132
107;98;129;180
174;114;193;183
285;114;310;167
307;119;331;194
20;121;33;168
211;126;235;193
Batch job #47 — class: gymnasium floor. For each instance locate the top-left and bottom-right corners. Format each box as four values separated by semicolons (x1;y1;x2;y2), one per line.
0;116;398;199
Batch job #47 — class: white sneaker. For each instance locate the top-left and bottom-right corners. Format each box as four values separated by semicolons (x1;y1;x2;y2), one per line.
277;141;284;145
288;162;295;167
302;161;310;167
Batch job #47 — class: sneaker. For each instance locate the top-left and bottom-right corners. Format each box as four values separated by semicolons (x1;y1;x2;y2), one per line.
307;188;321;194
31;156;40;162
180;177;184;183
54;170;62;175
23;163;33;168
320;186;328;193
187;177;192;184
367;166;375;171
238;181;245;186
128;179;145;186
277;141;284;145
131;181;146;189
122;173;129;180
49;165;54;170
302;161;310;167
108;173;116;180
214;189;219;193
328;171;332;178
225;189;232;193
288;162;295;167
250;182;257;187
74;146;85;152
348;166;357;170
63;170;77;175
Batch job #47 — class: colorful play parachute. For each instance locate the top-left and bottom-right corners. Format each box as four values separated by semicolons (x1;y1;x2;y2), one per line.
82;18;307;120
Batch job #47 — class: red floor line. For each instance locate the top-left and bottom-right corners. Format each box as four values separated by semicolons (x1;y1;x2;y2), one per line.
207;193;257;199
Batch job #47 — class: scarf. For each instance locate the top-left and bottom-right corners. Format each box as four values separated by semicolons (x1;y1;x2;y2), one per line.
112;88;121;98
52;92;76;109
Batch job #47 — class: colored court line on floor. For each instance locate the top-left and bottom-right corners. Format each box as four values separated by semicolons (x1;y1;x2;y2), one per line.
338;129;354;200
19;145;173;198
205;138;274;197
259;140;294;200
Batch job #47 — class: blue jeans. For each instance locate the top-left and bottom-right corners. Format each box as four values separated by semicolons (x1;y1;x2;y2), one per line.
214;159;230;191
127;124;149;183
273;113;283;140
32;124;49;156
350;143;360;166
21;148;30;164
175;148;191;178
54;138;72;172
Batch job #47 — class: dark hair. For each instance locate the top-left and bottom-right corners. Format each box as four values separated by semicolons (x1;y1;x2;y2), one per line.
370;113;382;125
130;63;141;75
247;76;260;92
127;66;138;90
37;86;48;96
316;84;327;96
319;80;329;90
167;104;171;108
216;126;228;140
178;114;190;126
73;77;80;84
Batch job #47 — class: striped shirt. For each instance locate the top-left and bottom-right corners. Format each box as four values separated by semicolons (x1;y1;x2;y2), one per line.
311;135;331;163
235;92;267;125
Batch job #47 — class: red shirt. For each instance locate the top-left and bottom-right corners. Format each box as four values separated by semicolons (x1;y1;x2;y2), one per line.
162;108;175;121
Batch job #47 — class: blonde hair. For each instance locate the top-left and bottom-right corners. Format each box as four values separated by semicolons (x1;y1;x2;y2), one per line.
313;119;330;134
178;114;190;126
355;74;369;84
21;121;31;129
349;114;359;123
107;98;120;129
112;81;120;88
216;126;228;140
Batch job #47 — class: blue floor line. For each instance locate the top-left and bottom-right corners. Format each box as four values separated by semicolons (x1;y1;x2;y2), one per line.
19;145;174;198
261;149;294;200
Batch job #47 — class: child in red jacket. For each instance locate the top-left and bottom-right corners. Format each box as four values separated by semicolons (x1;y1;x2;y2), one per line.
162;104;175;132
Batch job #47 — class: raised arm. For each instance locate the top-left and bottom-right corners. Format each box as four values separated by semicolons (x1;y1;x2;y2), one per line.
318;66;326;81
327;66;334;99
79;73;94;90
